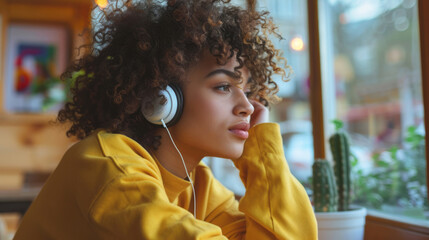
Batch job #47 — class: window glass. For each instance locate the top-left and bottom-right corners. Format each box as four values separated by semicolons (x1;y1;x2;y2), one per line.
257;0;313;186
228;0;247;6
319;0;427;222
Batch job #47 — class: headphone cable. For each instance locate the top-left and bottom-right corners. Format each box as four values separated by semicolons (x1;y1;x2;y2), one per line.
161;119;197;218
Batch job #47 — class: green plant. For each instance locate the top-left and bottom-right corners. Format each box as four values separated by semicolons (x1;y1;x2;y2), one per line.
313;159;338;212
312;119;353;212
329;122;352;211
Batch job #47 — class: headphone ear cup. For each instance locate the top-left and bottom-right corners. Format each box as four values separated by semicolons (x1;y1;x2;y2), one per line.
166;84;184;126
142;84;184;126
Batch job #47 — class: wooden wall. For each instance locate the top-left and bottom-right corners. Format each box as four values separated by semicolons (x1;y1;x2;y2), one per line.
0;0;92;189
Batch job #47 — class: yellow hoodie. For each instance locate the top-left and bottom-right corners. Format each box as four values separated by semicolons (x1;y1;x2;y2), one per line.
14;123;317;239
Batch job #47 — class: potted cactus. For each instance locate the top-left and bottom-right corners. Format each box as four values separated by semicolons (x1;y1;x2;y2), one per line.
312;120;367;240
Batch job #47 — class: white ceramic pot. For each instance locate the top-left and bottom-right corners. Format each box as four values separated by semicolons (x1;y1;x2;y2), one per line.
315;208;367;240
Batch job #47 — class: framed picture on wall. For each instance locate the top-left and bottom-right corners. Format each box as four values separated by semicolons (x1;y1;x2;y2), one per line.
3;23;69;113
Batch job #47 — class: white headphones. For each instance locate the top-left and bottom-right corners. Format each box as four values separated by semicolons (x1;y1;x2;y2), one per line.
141;84;184;126
141;84;196;218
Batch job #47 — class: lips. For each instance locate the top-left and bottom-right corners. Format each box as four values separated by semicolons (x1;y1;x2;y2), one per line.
229;122;250;139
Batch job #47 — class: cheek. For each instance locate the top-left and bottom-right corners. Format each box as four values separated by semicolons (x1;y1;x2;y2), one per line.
184;93;226;125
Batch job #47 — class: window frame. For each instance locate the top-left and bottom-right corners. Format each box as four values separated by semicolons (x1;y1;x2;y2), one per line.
419;0;429;206
306;0;429;238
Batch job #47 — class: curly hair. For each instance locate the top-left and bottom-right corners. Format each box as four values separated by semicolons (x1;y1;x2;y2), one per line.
57;0;290;150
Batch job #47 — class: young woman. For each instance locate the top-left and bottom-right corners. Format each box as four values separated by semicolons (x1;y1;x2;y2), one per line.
14;0;317;239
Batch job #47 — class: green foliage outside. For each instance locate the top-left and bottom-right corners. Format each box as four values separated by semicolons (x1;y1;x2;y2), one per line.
352;126;427;218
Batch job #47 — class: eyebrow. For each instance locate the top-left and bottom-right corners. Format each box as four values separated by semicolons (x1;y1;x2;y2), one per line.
205;69;237;79
205;69;252;83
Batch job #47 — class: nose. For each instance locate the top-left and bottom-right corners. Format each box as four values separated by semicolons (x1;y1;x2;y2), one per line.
233;91;254;117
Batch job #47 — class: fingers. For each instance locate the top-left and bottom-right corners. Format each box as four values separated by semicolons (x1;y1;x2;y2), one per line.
249;99;265;111
249;100;269;127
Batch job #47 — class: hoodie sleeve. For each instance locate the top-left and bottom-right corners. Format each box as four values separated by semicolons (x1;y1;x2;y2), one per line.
224;122;318;239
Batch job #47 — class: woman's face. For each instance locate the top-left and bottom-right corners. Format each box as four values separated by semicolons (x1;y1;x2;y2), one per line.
169;53;254;160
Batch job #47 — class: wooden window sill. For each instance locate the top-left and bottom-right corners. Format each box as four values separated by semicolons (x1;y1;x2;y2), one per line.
365;211;429;240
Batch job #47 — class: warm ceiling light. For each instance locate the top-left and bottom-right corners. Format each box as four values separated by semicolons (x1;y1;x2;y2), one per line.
95;0;109;9
290;37;304;51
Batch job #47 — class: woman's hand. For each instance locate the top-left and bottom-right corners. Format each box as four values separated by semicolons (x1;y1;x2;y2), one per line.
249;100;269;128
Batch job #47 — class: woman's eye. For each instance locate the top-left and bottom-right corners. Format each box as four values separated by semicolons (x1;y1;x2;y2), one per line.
245;91;252;98
215;84;231;92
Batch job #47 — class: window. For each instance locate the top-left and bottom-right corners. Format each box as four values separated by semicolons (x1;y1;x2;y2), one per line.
257;0;314;187
318;0;427;224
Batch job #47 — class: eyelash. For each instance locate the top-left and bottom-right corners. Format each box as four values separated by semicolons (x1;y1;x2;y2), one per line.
214;83;253;98
214;84;232;92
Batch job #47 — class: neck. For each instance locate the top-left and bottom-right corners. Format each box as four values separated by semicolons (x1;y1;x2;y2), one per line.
153;128;203;179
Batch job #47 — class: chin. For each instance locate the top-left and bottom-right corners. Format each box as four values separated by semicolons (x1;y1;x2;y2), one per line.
218;145;245;160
